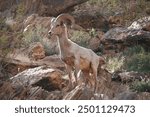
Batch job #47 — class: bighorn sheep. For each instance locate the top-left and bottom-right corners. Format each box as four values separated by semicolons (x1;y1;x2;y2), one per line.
48;14;105;92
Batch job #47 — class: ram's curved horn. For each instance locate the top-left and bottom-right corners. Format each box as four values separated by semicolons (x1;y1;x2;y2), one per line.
55;13;75;28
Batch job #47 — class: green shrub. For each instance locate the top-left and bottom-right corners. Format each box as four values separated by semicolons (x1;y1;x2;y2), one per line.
123;46;145;56
125;53;150;73
23;25;45;45
23;26;55;55
105;46;150;73
16;3;25;19
105;56;125;73
0;34;8;46
70;30;90;47
130;81;150;92
0;34;9;56
123;46;150;73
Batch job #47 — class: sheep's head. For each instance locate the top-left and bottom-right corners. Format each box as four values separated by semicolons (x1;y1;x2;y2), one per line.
48;14;85;38
48;14;75;37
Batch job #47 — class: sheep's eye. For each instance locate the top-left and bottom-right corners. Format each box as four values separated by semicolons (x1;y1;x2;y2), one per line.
56;24;60;27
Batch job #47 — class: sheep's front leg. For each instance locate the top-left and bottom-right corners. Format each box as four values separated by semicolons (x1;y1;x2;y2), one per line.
65;64;73;91
82;71;90;87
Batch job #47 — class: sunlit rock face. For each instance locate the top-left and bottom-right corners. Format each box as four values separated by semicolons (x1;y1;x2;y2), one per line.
128;16;150;31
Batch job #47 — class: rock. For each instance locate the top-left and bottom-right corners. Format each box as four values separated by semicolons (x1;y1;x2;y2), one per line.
128;16;150;31
88;37;100;51
74;12;109;32
88;31;104;51
118;72;147;83
10;66;64;88
112;71;150;83
28;42;45;60
4;63;30;77
63;85;93;100
23;14;52;32
108;14;123;28
114;91;137;100
0;66;65;99
23;0;89;16
0;0;88;16
101;27;150;54
14;86;48;100
46;91;63;100
0;81;21;99
0;0;17;12
136;92;150;100
146;8;150;15
2;49;65;76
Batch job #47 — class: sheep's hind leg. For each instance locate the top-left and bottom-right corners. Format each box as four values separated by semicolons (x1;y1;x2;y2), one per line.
91;65;98;93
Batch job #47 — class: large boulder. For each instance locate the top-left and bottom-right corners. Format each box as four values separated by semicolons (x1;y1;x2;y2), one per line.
3;48;65;76
128;16;150;31
74;12;109;32
0;66;65;99
23;0;89;16
0;0;89;16
101;27;150;54
23;14;52;32
28;42;45;60
108;14;124;28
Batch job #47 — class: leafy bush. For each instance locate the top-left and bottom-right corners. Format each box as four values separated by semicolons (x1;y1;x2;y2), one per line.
105;46;150;73
0;34;10;57
123;46;150;73
70;30;90;47
23;26;55;55
16;3;25;19
105;56;125;73
130;81;150;92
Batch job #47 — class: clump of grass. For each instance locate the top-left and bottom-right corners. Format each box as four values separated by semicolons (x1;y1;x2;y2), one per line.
123;46;150;73
123;45;145;56
0;18;9;31
88;0;120;13
0;34;10;57
130;80;150;92
70;30;90;47
106;56;125;73
16;3;25;19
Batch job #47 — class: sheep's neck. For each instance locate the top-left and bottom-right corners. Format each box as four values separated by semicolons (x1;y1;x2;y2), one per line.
57;31;71;58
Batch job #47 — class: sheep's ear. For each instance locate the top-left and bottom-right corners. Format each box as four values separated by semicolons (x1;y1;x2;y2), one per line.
51;17;55;23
